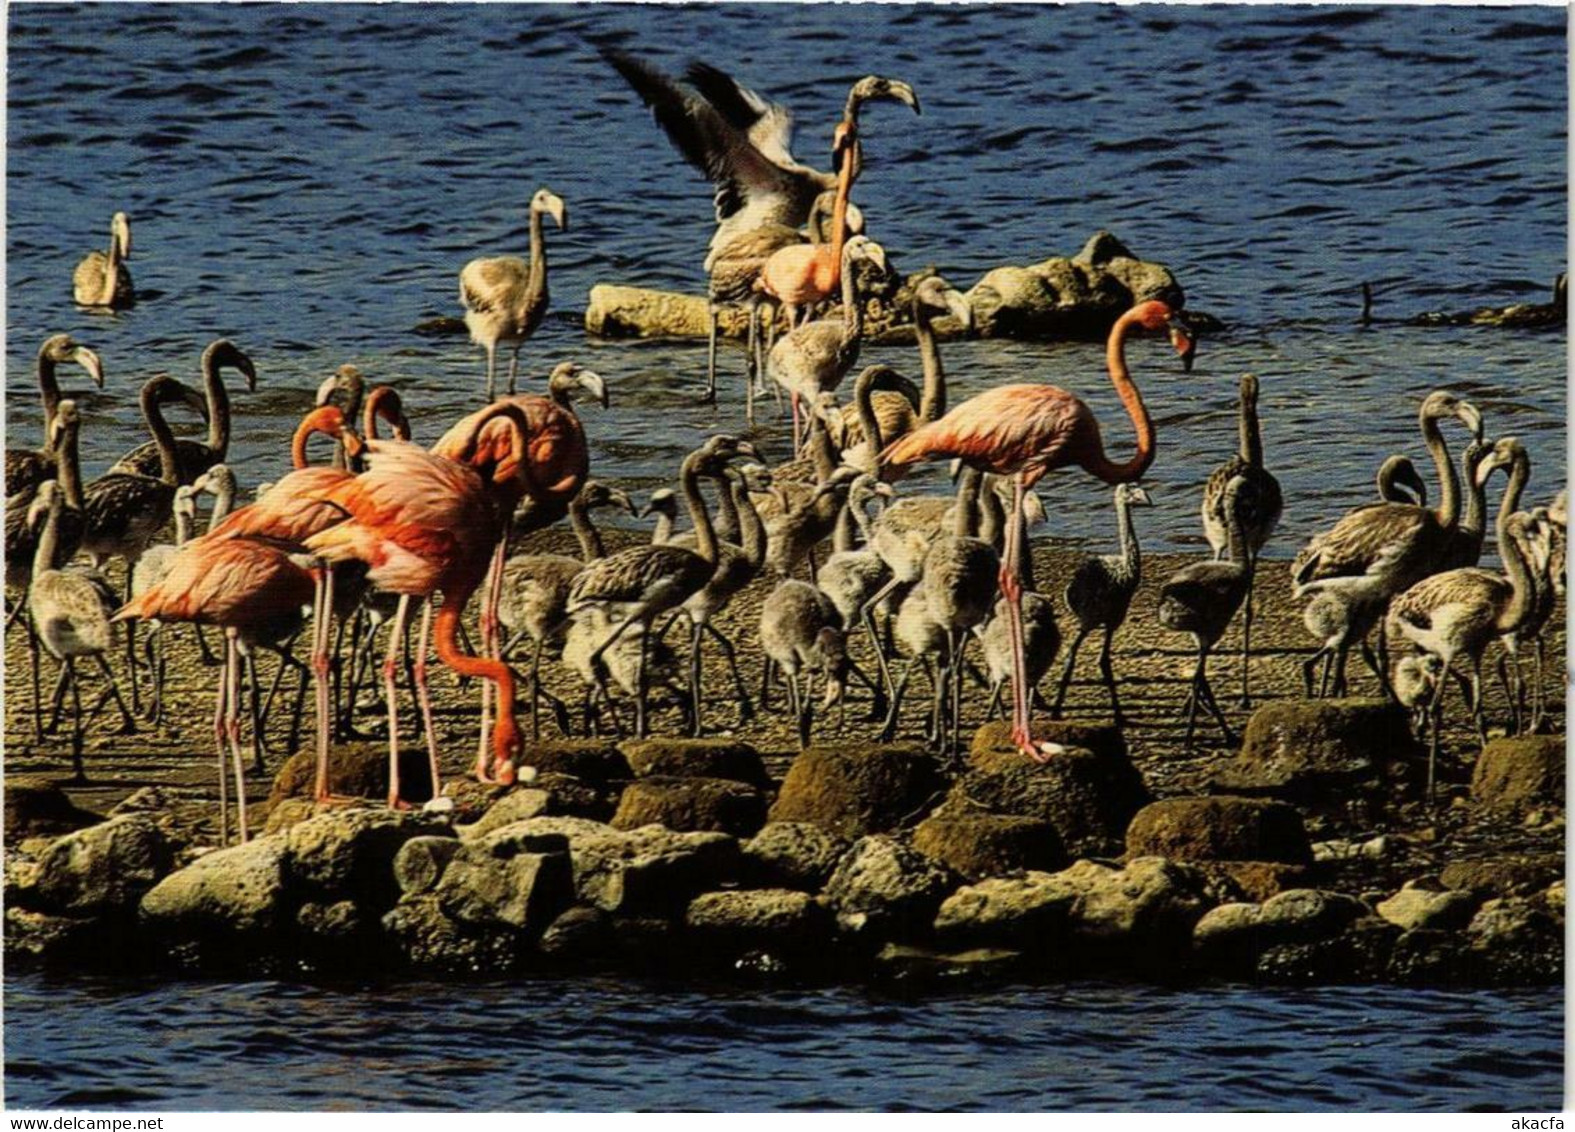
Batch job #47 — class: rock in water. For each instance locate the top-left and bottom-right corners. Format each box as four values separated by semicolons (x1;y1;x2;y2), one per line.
823;835;957;937
743;822;852;891
140;836;291;944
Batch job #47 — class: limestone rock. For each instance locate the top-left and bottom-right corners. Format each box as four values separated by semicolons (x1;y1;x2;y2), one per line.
382;895;519;974
523;740;632;785
1375;881;1482;932
284;807;451;905
1440;855;1563;898
262;797;320;835
1214;699;1422;803
1470;735;1564;811
948;733;1149;858
611;776;768;837
586;283;729;340
912;811;1066;880
486;817;742;914
269;742;393;804
619;738;769;787
537;905;616;961
969;719;1127;772
933;871;1075;948
768;744;946;838
4;776;102;841
434;833;574;934
393;836;463;896
1196;861;1310;904
1258;888;1371;940
1464;896;1564;985
684;889;829;950
30;814;175;917
1124;796;1312;864
743;822;851;891
1387;927;1470;985
458;789;552;840
822;835;957;935
534;773;622;821
4;905;99;961
140;836;291;940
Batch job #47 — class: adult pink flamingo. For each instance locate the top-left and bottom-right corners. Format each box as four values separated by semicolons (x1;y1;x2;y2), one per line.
307;401;536;801
882;298;1195;760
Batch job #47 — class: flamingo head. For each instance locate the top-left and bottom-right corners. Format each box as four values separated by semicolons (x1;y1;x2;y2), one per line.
580;479;638;518
1379;454;1428;507
638;487;679;522
1474;436;1526;488
531;188;567;231
25;481;63;531
1420;390;1484;441
491;713;523;787
832;120;858;166
816;626;848;708
843;75;922;123
208;338;258;392
172;483;200;525
316;364;365;410
111;211;132;259
843;235;888;275
914;274;974;333
548;362;609;409
1169;313;1197;372
48;399;81;448
1116;482;1153;509
41;334;106;388
733;462;775;496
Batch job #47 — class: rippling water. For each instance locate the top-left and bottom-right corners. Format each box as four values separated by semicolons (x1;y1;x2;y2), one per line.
5;3;1566;554
2;971;1563;1111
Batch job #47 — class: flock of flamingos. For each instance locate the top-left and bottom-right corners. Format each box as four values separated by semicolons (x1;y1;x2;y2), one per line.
7;54;1565;844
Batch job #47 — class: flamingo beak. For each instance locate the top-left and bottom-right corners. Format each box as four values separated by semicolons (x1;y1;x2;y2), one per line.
315;373;341;407
180;384;211;420
610;488;638;517
236;352;258;393
342;428;367;461
72;346;105;388
944;290;974;332
578;369;609;410
1169;318;1197;373
545;193;567;231
737;439;764;463
888;80;921;116
865;241;889;275
1457;402;1485;441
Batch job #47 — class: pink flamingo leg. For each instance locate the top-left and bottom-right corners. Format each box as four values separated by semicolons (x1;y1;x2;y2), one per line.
213;638;231;847
384;595;413;808
224;631;250;843
1003;475;1053;763
413;599;443;802
474;531;509;782
311;566;335;802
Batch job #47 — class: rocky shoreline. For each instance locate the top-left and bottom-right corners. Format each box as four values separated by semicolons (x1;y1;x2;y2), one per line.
6;711;1562;989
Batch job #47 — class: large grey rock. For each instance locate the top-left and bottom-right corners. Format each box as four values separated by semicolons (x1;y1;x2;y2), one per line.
536;905;616;961
1214;699;1422;803
683;889;830;950
434;830;575;934
1375;881;1482;932
487;817;742;914
458;790;552;840
30;814;175;917
1124;796;1312;864
382;895;519;974
1470;736;1564;811
912;810;1066;880
822;835;956;935
611;776;768;837
743;822;851;891
949;728;1150;858
768;744;946;838
393;836;463;896
1464;896;1564;985
937;857;1210;966
966;231;1184;340
1193;887;1373;972
619;738;769;787
284;807;451;905
140;836;291;940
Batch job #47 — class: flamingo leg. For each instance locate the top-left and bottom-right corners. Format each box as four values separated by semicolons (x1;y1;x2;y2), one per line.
212;646;230;847
879;658;916;743
385;594;414;806
475;529;510;776
688;618;705;737
507;344;522;397
1239;561;1256;709
26;608;45;742
484;343;497;403
413;600;442;804
311;567;337;803
704;301;720;404
1051;627;1090;719
66;658;85;782
1002;475;1046;760
123;572;141;714
1098;625;1124;726
224;632;250;843
94;652;135;735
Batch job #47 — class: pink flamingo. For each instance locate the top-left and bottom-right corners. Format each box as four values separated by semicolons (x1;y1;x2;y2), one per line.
200;406;365;803
116;536;315;845
881;299;1195;760
306;402;536;802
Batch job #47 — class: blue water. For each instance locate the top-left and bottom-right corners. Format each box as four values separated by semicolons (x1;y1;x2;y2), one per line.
1;971;1563;1111
3;2;1567;1112
5;3;1565;554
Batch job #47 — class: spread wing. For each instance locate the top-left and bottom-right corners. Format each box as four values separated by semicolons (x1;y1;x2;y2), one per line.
599;47;827;247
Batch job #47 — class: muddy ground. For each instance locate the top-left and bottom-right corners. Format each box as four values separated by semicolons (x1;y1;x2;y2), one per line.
6;529;1565;895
